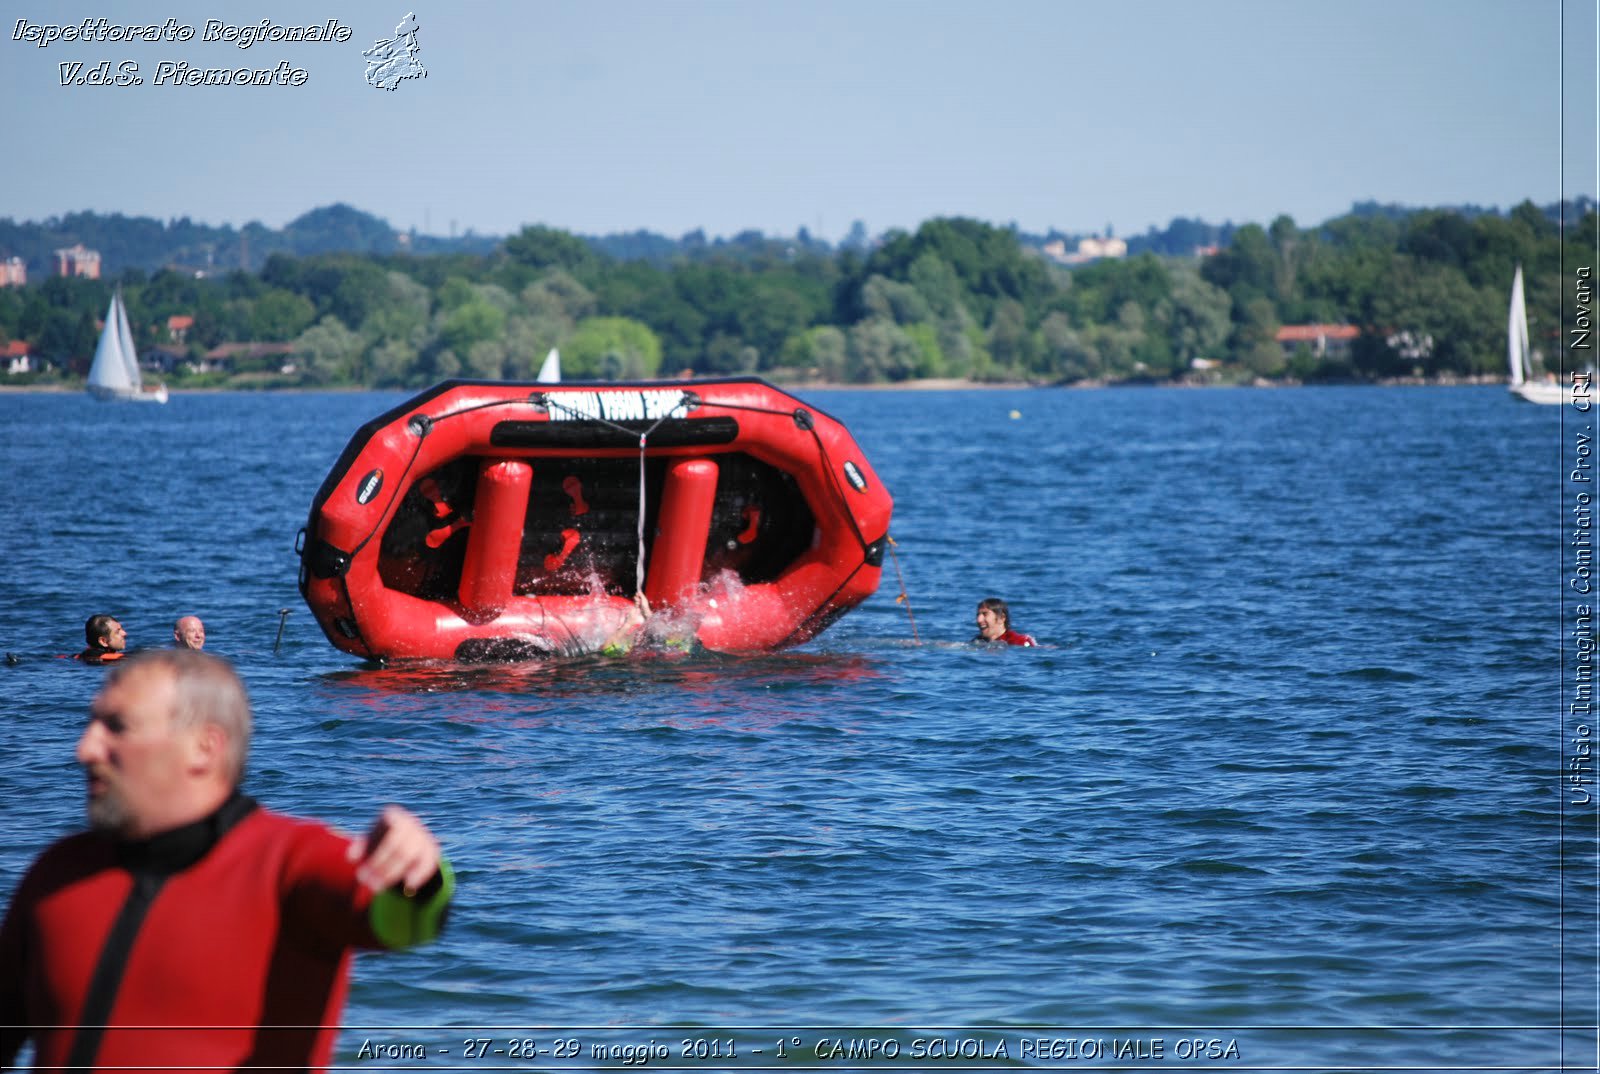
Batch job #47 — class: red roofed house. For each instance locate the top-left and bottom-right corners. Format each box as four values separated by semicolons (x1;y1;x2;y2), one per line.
1276;324;1359;359
167;315;195;343
2;340;33;375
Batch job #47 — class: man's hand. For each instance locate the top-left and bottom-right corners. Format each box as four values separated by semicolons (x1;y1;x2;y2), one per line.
347;805;441;896
628;590;652;627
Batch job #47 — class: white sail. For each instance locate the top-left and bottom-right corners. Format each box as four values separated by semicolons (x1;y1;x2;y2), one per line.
115;289;142;391
1508;265;1574;405
86;289;167;403
1507;264;1529;387
537;347;561;383
87;292;137;398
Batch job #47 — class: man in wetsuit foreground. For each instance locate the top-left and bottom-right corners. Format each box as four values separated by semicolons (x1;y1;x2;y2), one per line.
0;649;454;1070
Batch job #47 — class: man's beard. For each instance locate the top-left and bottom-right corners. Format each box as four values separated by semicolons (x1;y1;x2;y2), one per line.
86;782;132;835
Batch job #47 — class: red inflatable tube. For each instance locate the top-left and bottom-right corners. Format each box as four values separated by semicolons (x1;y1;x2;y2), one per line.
299;378;893;662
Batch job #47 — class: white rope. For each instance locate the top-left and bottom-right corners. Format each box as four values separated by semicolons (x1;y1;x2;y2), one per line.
636;433;648;594
536;390;692;597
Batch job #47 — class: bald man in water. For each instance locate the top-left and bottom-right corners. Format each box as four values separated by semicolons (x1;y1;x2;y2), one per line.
172;615;205;650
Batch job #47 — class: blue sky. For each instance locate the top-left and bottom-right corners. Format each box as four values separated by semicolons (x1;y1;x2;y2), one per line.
2;0;1595;241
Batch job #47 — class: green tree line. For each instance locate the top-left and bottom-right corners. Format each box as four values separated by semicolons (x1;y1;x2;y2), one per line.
0;203;1593;388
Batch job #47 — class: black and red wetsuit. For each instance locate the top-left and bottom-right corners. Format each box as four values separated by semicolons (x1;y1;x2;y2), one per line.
0;793;446;1071
974;629;1037;647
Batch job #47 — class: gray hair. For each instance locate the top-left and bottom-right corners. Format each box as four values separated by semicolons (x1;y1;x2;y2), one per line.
107;649;252;785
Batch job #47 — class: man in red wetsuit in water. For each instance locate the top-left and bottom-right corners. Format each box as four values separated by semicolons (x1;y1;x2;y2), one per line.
973;597;1037;647
0;649;455;1071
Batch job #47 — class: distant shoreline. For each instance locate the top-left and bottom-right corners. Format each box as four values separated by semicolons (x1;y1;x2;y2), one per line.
790;375;1507;391
0;374;1507;395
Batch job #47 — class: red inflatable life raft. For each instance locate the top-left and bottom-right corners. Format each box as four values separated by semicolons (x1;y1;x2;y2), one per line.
298;378;894;662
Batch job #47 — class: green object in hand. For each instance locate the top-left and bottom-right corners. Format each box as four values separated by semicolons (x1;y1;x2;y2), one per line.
369;858;455;948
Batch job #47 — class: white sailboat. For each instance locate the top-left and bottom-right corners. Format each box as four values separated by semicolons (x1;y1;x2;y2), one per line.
87;289;167;404
1507;265;1570;405
536;346;561;383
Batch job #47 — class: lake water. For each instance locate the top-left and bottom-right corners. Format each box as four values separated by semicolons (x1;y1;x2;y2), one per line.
0;384;1592;1071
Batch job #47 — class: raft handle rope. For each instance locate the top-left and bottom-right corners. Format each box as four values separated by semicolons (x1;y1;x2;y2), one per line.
885;535;920;645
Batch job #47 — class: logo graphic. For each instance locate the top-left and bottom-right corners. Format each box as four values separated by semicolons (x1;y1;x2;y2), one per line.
356;468;384;504
363;12;425;91
842;460;869;493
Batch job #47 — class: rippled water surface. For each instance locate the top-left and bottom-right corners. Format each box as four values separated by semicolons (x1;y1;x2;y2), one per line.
0;385;1586;1069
